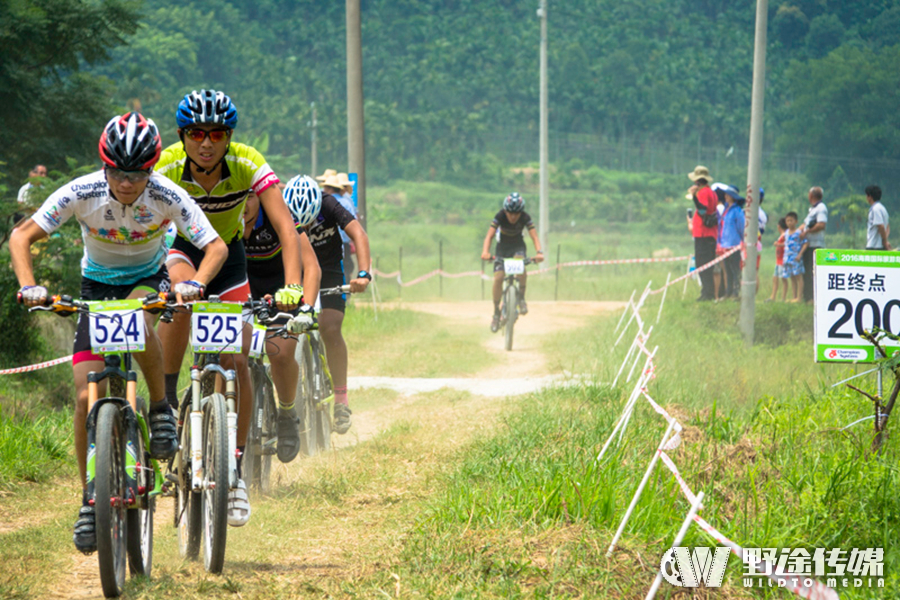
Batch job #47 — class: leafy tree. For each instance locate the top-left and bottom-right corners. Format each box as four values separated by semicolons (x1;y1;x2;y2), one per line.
0;0;142;184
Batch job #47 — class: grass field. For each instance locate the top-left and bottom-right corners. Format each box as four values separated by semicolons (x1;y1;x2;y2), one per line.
0;189;894;598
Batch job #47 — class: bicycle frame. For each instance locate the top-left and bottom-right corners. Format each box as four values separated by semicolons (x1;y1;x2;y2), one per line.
85;353;165;509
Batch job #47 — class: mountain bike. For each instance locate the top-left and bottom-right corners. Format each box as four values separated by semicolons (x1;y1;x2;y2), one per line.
242;298;302;493
496;256;533;351
28;293;168;598
293;285;350;456
163;296;242;574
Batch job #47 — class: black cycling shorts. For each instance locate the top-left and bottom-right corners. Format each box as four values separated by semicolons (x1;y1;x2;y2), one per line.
73;267;169;363
493;240;527;273
319;269;347;313
168;236;249;300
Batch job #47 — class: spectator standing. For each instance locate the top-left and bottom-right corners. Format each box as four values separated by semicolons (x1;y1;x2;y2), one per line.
687;166;718;301
783;212;808;302
766;218;788;302
337;172;358;282
799;186;826;302
15;164;47;223
716;185;745;298
865;185;890;250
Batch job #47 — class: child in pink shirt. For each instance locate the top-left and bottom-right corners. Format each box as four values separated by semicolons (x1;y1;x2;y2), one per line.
767;217;788;302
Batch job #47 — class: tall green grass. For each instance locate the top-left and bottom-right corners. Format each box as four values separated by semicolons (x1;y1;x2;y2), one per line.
0;407;72;488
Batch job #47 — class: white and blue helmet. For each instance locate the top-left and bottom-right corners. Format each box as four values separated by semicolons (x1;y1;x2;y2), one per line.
283;175;323;227
176;89;238;129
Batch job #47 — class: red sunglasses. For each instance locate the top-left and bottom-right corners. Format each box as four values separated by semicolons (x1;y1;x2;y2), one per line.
183;128;231;143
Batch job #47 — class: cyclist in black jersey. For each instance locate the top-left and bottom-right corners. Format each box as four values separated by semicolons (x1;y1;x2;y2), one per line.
242;183;321;462
305;174;371;434
480;193;544;332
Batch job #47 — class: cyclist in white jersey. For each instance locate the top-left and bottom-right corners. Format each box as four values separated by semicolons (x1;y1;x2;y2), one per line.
10;112;227;554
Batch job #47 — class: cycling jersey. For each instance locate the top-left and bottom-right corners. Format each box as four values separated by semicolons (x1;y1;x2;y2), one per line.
244;205;303;297
307;194;355;273
154;141;279;244
492;210;535;242
32;170;217;285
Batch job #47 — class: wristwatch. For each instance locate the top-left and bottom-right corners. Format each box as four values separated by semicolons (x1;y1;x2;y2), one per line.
357;270;372;281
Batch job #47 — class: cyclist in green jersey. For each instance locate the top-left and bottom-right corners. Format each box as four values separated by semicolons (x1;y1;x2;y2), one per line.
155;90;305;526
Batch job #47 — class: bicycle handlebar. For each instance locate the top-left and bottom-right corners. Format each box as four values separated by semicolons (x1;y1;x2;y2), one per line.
320;284;352;296
26;292;172;316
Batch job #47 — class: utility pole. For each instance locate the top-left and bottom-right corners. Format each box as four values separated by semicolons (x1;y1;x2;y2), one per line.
346;0;366;228
309;102;317;178
739;0;769;346
538;0;549;252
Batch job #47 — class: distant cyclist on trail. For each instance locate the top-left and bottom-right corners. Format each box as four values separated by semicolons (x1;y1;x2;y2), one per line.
480;192;544;332
305;172;372;435
10;112;227;554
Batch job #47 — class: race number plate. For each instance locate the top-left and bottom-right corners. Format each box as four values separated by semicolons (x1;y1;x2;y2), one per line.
248;320;266;359
191;302;242;354
503;258;525;275
88;299;146;354
814;249;900;363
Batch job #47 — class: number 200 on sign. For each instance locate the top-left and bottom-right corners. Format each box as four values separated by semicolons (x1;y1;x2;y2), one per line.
826;297;900;338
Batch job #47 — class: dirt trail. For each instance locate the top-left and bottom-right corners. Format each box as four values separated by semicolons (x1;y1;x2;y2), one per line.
4;300;622;599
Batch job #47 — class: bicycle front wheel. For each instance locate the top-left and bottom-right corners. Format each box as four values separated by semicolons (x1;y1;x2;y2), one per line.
245;362;274;493
126;401;153;577
202;393;229;574
95;402;128;598
296;336;319;456
504;284;517;351
176;399;201;559
311;333;332;451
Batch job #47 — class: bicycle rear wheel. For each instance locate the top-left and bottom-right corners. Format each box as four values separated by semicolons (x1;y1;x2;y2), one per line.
176;398;201;560
95;402;127;598
504;284;517;351
202;393;229;574
245;362;274;493
126;401;153;577
296;336;319;456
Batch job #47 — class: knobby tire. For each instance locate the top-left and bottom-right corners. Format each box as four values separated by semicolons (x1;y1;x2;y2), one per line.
176;398;201;559
126;400;153;577
202;393;229;573
245;362;274;493
296;336;319;456
95;402;127;598
504;283;517;351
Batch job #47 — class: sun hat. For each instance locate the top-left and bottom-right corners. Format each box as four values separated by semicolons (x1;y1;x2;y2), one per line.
315;168;337;183
336;172;355;189
687;165;712;182
322;174;344;190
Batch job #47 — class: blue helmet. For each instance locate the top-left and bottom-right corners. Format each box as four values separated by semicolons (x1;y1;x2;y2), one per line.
176;90;238;129
503;192;525;213
283;175;323;227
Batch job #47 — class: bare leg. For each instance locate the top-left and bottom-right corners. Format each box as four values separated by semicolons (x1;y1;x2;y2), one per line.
492;271;503;311
266;335;299;408
72;361;106;490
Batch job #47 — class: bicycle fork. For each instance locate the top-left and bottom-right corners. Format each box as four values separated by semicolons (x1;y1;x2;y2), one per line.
188;364;240;492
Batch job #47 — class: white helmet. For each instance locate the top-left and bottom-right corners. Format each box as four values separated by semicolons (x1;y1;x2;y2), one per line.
283;175;322;227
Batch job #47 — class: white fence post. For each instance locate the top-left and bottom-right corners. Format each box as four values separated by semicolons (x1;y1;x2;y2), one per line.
644;491;706;600
606;419;677;557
